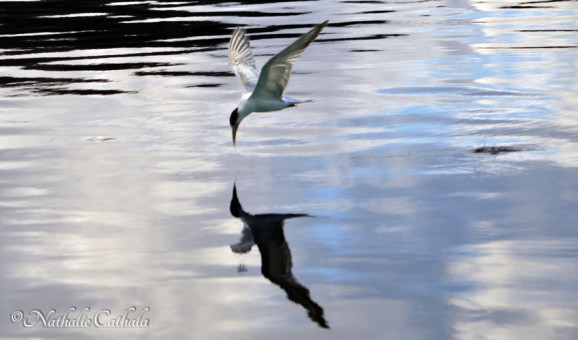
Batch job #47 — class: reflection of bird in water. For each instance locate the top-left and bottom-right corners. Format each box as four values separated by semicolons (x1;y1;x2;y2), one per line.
228;20;328;145
229;184;329;329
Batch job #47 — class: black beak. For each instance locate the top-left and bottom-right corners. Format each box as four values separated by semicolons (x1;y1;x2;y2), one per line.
231;125;238;146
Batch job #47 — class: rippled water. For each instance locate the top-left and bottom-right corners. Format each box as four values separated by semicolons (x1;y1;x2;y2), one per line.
1;0;577;339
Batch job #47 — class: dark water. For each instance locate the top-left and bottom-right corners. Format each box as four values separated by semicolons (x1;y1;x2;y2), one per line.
1;0;577;339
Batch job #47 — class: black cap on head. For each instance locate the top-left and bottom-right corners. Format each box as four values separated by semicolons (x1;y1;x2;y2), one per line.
230;183;242;217
230;108;238;127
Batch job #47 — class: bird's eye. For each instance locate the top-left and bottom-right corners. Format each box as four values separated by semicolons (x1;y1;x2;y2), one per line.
230;108;238;126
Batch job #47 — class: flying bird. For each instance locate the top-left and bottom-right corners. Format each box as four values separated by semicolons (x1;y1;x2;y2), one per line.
228;21;329;145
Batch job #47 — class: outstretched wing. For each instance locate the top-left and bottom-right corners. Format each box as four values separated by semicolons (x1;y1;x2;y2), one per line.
250;21;328;100
229;27;260;93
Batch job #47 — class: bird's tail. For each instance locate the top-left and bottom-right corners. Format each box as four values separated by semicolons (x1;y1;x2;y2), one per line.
284;97;314;106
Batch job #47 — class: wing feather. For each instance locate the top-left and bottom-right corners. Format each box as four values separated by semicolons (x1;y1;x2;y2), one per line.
229;27;260;93
250;21;328;100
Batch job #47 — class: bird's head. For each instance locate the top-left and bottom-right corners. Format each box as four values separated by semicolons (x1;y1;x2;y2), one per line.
230;107;241;146
229;182;243;217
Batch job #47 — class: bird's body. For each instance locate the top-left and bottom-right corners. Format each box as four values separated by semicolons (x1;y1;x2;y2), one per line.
240;95;295;115
228;20;328;145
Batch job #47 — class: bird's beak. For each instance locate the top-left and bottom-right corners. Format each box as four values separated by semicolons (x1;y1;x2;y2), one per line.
231;125;238;146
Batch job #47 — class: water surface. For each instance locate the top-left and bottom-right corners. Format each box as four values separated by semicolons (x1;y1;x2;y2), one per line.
1;0;577;339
